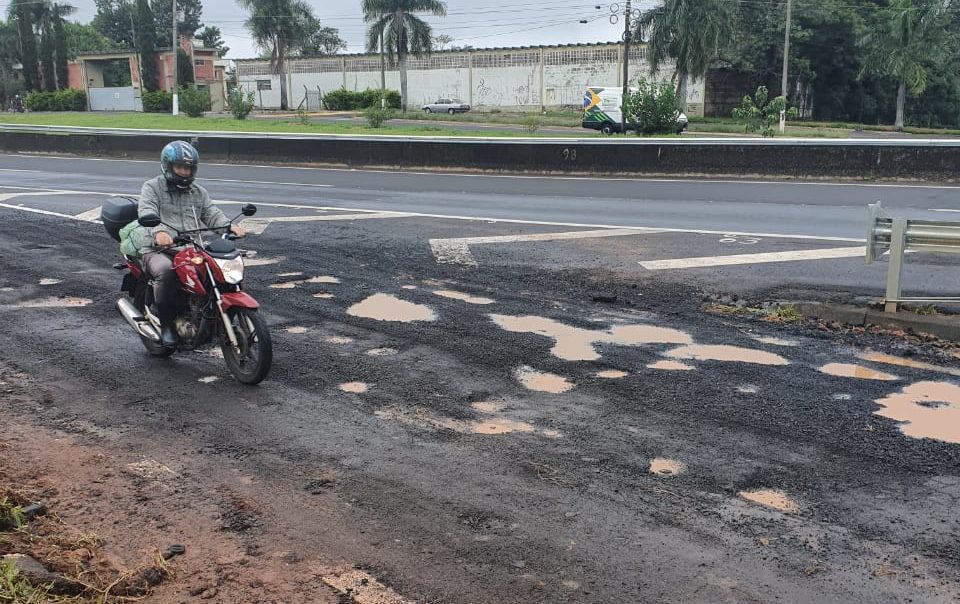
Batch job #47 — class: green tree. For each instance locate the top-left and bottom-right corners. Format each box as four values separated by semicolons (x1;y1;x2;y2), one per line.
63;21;122;56
8;0;40;91
92;0;136;47
636;0;734;110
859;0;953;130
237;0;327;110
198;25;228;57
363;0;447;112
39;9;56;90
297;16;346;56
52;4;72;89
177;47;194;85
151;0;203;41
134;0;158;90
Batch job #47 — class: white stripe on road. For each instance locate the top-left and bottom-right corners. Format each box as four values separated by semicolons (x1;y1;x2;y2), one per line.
0;201;76;219
639;246;866;270
430;228;653;266
241;212;413;234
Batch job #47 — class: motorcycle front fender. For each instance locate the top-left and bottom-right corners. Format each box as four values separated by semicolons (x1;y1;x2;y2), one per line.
219;291;260;311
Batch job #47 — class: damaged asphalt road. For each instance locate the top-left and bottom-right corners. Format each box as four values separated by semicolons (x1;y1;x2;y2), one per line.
0;161;959;603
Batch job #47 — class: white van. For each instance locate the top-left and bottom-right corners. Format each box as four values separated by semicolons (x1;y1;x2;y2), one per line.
582;86;688;135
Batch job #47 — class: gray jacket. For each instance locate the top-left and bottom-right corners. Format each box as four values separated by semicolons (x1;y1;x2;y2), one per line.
137;175;231;253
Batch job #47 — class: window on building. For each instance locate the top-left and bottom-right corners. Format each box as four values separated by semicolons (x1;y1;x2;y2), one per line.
256;79;272;90
194;59;205;66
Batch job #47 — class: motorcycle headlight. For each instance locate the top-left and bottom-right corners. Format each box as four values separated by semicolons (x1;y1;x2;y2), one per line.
215;256;245;284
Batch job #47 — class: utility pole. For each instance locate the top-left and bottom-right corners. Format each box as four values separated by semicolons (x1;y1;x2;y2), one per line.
779;0;792;133
620;0;631;135
172;0;179;115
380;31;386;109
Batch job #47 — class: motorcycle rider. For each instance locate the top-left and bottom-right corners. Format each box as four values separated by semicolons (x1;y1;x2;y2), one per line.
11;94;23;112
139;140;245;347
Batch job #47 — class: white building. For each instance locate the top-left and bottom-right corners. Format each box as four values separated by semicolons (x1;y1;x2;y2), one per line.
235;42;705;116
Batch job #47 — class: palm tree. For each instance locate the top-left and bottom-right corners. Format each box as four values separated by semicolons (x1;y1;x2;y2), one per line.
363;0;447;112
859;0;951;131
7;0;39;91
236;0;314;110
636;0;733;110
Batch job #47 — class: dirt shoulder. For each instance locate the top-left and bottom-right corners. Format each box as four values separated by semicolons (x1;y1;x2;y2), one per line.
0;363;351;603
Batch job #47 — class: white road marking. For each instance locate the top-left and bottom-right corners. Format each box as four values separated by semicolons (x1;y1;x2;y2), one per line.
929;208;960;213
203;177;332;187
0;201;76;218
639;246;866;270
241;212;412;234
430;228;652;266
73;207;102;222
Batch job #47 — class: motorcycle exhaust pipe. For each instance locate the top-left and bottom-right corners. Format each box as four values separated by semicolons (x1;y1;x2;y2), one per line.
116;298;161;342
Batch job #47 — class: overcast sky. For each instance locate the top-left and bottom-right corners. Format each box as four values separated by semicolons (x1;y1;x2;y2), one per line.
59;0;656;59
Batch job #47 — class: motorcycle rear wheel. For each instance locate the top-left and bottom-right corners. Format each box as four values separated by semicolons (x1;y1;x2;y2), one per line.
220;308;272;385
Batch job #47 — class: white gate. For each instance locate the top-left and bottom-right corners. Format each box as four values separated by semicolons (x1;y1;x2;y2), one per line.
88;87;141;111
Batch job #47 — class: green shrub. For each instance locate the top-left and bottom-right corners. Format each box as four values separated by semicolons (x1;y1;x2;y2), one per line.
521;113;542;134
226;88;255;120
23;89;87;111
624;77;678;135
363;105;393;128
323;87;401;110
732;86;799;137
323;87;355;110
178;85;211;117
142;90;172;113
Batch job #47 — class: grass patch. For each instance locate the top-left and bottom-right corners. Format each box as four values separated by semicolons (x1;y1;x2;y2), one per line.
763;304;804;324
0;112;578;138
0;497;24;531
0;559;51;604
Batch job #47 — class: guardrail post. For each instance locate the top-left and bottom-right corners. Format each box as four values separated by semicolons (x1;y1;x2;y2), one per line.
884;218;907;313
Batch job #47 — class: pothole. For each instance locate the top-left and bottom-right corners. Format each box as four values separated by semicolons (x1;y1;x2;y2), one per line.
285;326;308;334
14;297;92;308
647;360;694;371
514;366;573;394
738;489;798;513
324;336;354;345
433;290;495;305
649;458;685;477
38;278;62;286
819;363;897;381
666;345;788;366
596;370;628;379
339;382;369;394
366;347;398;356
874;381;960;443
348;294;436;322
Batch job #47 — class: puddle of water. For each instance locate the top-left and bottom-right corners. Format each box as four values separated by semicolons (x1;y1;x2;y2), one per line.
339;382;368;394
324;336;354;345
401;285;417;290
647;360;694;371
514;366;573;394
15;297;92;308
376;407;536;436
874;381;960;443
819;363;897;381
38;278;62;286
277;272;303;277
269;282;298;289
737;385;758;394
596;370;628;379
471;401;506;414
198;376;219;384
649;458;685;477
366;347;398;356
306;276;341;284
313;293;335;299
285;326;308;334
490;314;692;362
860;352;960;378
347;294;436;322
542;429;563;438
832;393;852;401
433;290;495;305
666;345;789;366
738;489;798;513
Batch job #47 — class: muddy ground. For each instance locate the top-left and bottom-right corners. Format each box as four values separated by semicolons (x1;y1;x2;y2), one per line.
1;196;960;603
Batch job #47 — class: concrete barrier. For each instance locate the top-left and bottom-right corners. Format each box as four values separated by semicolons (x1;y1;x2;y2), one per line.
1;126;959;180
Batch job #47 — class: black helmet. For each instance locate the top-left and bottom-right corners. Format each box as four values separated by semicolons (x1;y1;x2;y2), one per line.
160;140;199;189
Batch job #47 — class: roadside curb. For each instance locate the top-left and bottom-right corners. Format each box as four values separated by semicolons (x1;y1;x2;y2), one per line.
795;302;960;342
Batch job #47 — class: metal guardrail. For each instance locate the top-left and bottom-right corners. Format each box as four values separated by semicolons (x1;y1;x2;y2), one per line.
866;201;960;312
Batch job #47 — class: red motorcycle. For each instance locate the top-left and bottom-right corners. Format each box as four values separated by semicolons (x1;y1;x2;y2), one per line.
104;199;272;385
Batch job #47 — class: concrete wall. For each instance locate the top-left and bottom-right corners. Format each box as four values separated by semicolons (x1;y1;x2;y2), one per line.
3;129;957;181
236;43;705;115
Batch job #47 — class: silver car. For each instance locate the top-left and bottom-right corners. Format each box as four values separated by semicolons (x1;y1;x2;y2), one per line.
422;98;471;114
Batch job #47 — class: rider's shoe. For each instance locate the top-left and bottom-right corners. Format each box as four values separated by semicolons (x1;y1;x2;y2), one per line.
160;324;177;348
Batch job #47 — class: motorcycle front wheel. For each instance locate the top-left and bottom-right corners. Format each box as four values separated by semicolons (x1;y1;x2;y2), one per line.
220;308;272;385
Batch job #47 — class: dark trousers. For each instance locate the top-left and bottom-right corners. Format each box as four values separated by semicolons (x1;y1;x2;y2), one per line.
143;251;178;324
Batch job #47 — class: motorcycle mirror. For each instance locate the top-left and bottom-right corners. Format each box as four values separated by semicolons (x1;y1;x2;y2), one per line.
138;212;162;228
241;204;257;216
